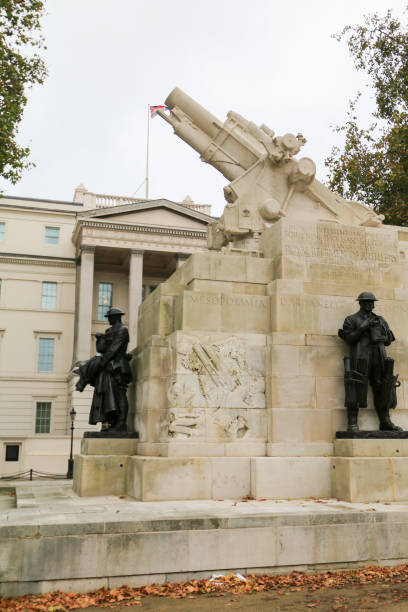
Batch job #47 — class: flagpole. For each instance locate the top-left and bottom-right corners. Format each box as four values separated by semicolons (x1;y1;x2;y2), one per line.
145;105;150;199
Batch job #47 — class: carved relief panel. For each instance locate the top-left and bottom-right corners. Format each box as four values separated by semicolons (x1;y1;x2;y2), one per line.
165;334;266;441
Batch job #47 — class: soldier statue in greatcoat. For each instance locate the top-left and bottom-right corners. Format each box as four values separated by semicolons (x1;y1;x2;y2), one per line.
74;307;132;432
338;292;402;432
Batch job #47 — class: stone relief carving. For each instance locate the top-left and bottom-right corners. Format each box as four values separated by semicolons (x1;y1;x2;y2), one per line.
168;410;201;438
166;337;265;439
211;410;249;439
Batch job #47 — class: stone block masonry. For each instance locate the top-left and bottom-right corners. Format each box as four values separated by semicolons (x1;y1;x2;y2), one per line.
3;481;408;597
73;219;408;501
73;448;331;501
332;439;408;502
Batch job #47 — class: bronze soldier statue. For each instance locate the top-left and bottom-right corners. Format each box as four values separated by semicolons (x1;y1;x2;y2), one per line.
74;307;132;432
338;292;402;432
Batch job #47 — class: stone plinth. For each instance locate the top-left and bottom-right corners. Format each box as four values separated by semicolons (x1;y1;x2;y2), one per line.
332;438;408;502
128;456;332;501
127;456;251;501
73;454;129;497
80;437;139;456
73;445;332;499
75;454;330;500
74;437;139;497
251;457;330;500
335;437;408;457
75;217;408;500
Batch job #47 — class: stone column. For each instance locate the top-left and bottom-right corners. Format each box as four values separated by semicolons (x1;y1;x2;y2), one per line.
128;250;144;348
176;253;190;268
74;246;95;363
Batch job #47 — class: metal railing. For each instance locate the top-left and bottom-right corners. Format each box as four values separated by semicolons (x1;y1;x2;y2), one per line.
0;468;68;481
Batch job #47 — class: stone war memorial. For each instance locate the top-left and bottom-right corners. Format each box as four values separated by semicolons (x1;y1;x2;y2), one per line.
5;87;408;597
74;87;408;504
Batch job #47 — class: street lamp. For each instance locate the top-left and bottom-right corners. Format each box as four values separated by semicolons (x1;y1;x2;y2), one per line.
67;407;76;479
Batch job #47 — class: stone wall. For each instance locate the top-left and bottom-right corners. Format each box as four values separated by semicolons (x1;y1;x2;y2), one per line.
133;218;408;461
3;502;408;597
73;217;408;500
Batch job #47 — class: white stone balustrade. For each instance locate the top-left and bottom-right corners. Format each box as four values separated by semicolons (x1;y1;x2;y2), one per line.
73;185;212;215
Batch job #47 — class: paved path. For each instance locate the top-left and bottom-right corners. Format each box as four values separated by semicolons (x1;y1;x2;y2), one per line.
75;584;408;612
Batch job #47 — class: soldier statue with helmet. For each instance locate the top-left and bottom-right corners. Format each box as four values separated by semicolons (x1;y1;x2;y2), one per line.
74;307;132;432
338;292;402;433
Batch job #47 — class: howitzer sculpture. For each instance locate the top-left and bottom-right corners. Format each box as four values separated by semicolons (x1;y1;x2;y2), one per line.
157;88;384;252
73;90;408;504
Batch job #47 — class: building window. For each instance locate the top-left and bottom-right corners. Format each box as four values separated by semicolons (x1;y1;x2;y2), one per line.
38;338;55;372
5;445;19;461
0;222;5;242
41;282;57;309
35;402;51;433
97;282;112;320
45;226;60;244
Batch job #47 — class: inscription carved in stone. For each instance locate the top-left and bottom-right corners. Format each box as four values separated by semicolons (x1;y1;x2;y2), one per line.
282;223;399;265
279;295;353;310
186;294;267;309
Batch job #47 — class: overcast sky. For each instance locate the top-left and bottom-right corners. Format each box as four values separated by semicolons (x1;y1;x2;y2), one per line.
1;0;407;217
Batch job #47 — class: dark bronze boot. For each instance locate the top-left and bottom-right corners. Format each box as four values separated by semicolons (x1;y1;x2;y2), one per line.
347;406;359;432
110;394;128;432
378;409;403;432
373;391;403;431
111;421;127;432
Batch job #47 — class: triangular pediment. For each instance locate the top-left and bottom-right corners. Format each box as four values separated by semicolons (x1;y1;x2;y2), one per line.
79;198;213;230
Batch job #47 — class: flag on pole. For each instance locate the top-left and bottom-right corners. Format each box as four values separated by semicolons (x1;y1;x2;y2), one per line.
149;105;170;118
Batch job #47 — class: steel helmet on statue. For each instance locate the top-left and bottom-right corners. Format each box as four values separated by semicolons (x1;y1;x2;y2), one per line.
104;307;125;317
356;292;378;302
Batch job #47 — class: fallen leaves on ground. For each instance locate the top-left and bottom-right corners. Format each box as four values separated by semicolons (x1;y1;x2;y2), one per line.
2;564;408;611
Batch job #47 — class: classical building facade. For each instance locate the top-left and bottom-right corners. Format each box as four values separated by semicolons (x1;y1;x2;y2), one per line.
0;186;213;476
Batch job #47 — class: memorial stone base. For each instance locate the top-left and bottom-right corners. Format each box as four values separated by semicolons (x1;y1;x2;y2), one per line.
73;218;408;502
5;480;408;597
73;437;138;497
332;437;408;502
73;440;332;500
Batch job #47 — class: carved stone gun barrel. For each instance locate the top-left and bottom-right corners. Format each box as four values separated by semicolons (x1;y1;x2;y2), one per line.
165;87;221;140
158;87;385;249
158;87;271;182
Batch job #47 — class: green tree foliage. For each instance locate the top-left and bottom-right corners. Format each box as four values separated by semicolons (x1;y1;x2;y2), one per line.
0;0;47;185
325;10;408;226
